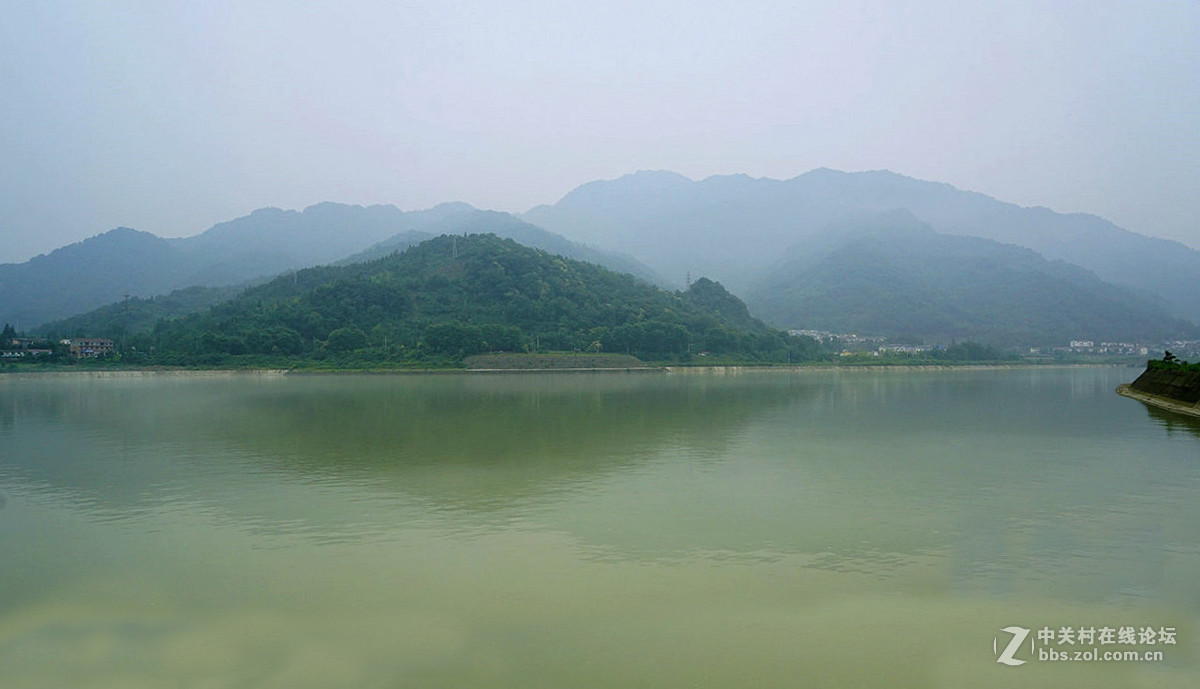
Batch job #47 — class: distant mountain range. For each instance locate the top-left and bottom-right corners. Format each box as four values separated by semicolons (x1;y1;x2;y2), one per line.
7;168;1199;349
524;169;1200;323
1;202;653;329
0;203;413;328
745;211;1197;347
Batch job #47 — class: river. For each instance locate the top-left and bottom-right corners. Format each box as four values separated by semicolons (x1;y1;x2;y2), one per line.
1;367;1196;687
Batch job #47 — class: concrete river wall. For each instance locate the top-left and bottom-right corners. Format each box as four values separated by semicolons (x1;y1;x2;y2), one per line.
1117;367;1200;418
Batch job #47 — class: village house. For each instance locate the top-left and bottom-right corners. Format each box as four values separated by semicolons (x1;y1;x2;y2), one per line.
62;338;115;358
1;337;54;358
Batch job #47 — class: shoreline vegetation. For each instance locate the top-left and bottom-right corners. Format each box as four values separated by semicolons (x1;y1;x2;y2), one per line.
0;357;1128;380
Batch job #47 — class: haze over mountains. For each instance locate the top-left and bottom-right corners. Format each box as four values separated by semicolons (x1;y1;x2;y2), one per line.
0;203;651;329
525;169;1200;323
0;203;410;328
339;209;659;283
746;211;1195;347
5;168;1199;349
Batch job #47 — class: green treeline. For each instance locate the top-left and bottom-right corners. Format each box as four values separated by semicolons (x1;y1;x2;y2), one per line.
929;341;1010;361
36;285;245;339
113;235;823;367
1148;352;1200;373
0;323;69;362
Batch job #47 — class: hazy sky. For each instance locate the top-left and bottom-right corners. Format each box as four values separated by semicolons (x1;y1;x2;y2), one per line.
2;0;1198;263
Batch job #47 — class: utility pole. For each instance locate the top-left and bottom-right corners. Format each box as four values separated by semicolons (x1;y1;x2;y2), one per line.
121;292;130;352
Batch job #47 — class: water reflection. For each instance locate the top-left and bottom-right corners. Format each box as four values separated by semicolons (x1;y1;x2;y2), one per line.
2;369;1199;687
1141;402;1200;439
2;370;1198;595
0;373;811;540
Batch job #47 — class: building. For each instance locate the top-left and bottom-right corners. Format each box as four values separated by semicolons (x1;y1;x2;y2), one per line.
1;348;52;358
1;337;54;358
878;344;933;354
63;338;115;358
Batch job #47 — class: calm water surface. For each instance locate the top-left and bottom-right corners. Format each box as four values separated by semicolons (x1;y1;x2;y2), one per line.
1;367;1197;688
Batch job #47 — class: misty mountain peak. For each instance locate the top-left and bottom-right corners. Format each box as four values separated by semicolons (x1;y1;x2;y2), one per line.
621;169;693;184
302;201;366;214
63;227;166;254
552;170;694;207
246;207;294;218
96;226;155;239
429;201;476;214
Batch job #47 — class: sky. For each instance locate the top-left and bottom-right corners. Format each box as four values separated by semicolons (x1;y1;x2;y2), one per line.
2;0;1198;263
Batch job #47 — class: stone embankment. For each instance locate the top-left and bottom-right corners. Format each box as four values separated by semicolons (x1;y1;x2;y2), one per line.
1117;367;1200;418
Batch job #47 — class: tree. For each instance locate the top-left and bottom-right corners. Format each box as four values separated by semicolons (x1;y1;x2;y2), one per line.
326;326;369;353
424;321;484;356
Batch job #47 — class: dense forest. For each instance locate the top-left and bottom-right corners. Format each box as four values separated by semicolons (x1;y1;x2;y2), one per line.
38;284;246;339
97;234;823;367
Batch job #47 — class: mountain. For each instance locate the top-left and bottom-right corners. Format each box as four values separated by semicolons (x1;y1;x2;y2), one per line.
165;202;428;285
0;202;423;328
523;169;1200;322
1;201;662;330
0;228;197;330
336;230;434;265
41;209;662;341
745;212;1197;347
144;234;818;366
339;208;661;283
35;284;246;339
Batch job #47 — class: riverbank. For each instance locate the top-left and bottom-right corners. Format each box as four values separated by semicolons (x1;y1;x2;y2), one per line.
663;363;1123;374
0;362;1127;380
1117;384;1200;418
1117;364;1200;418
0;368;290;381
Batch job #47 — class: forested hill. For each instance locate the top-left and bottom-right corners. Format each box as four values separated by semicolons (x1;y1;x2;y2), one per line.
143;234;819;366
745;218;1198;347
37;284;246;340
339;209;661;284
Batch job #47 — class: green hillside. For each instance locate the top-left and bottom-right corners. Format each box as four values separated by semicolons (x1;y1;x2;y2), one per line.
341;209;661;284
36;284;246;339
746;218;1198;347
138;234;820;367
